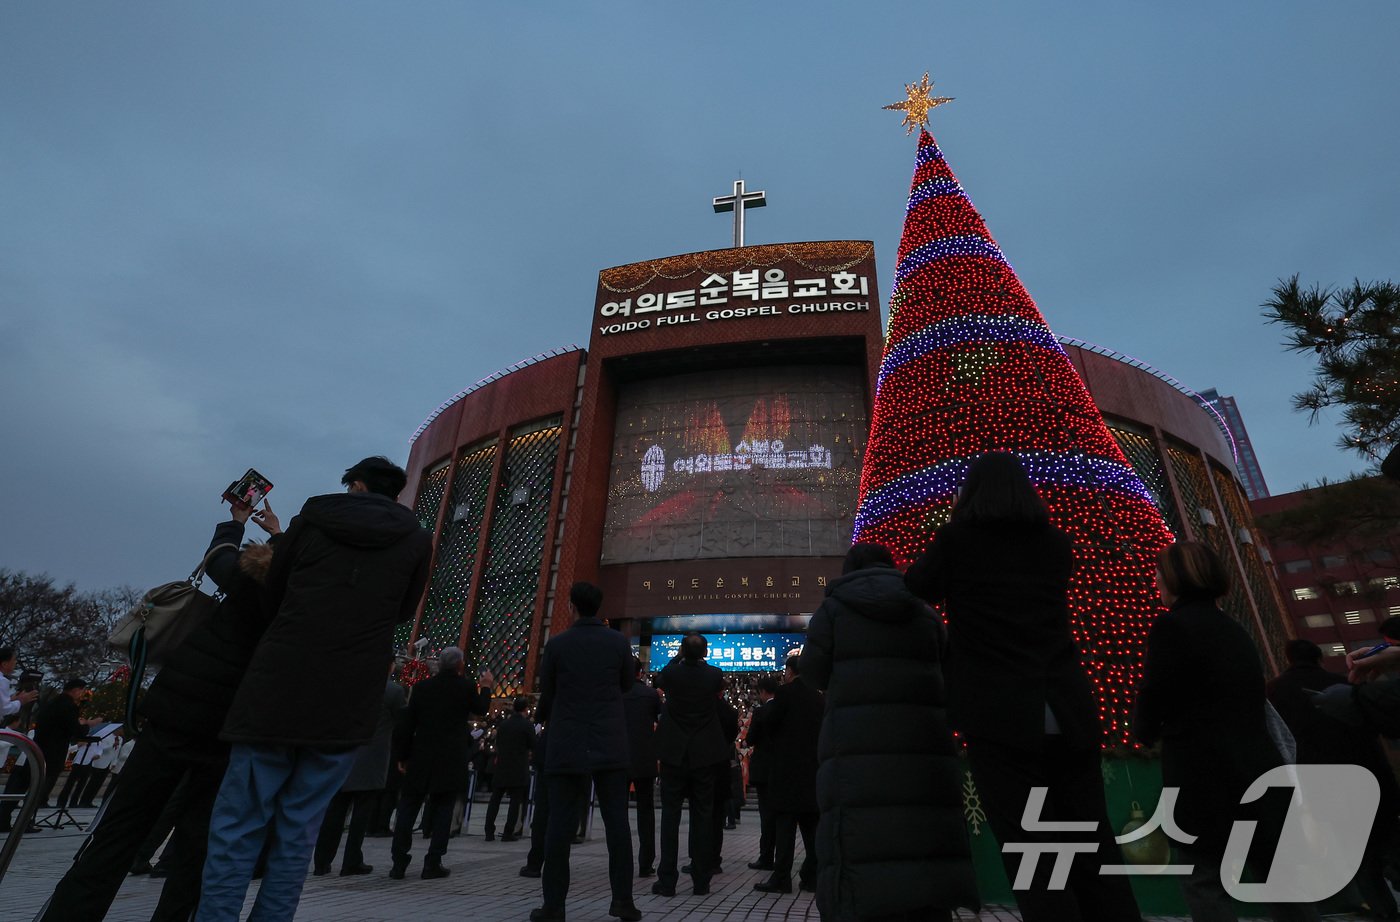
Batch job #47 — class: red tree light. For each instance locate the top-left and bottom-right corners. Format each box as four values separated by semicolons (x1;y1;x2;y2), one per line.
854;130;1173;749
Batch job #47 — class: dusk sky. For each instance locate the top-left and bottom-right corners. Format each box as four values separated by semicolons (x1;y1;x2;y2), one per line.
3;3;1397;591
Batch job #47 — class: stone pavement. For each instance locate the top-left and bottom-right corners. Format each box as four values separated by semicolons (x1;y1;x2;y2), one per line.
0;801;1374;921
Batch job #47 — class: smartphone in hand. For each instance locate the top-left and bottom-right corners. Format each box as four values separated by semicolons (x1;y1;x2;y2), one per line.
223;468;273;508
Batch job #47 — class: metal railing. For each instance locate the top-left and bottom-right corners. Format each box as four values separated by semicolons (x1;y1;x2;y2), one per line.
0;729;47;885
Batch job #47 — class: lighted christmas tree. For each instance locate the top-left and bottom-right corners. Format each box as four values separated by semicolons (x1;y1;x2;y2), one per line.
855;76;1174;748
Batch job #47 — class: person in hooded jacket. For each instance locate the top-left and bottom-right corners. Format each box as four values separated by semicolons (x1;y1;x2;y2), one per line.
799;543;977;922
905;452;1142;922
196;456;432;922
39;499;281;922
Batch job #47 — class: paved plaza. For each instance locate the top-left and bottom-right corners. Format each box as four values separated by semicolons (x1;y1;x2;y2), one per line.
0;799;1377;921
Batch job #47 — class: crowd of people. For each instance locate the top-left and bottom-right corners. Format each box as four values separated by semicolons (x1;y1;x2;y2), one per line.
3;450;1400;922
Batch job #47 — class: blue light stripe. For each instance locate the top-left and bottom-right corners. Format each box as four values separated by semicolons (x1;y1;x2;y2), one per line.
906;178;964;211
915;141;944;167
877;314;1062;387
854;450;1157;533
893;235;1006;286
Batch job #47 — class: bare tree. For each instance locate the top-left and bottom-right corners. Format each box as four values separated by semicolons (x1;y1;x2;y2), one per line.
0;571;140;681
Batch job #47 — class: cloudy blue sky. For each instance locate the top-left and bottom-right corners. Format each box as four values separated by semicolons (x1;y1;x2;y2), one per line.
3;2;1397;590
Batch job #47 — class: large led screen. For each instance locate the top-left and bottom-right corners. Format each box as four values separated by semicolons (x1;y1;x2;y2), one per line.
602;366;866;563
648;633;806;672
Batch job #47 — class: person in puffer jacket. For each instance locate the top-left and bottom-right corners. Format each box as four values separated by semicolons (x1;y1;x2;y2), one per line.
801;542;979;922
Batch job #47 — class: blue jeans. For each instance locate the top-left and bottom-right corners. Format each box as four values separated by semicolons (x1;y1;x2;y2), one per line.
195;744;356;922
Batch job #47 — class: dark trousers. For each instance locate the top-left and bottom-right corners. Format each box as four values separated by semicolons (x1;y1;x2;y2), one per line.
77;767;111;806
314;789;376;871
632;775;656;872
658;762;715;891
392;789;455;868
525;770;550;872
56;764;92;808
485;784;526;837
769;810;817;887
137;774;190;867
369;770;401;833
0;761;33;829
966;736;1142;922
1179;844;1322;922
542;769;633;909
710;762;729;865
39;728;227;922
753;783;775;863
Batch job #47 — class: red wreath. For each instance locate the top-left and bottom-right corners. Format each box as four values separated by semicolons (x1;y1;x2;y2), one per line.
400;659;431;688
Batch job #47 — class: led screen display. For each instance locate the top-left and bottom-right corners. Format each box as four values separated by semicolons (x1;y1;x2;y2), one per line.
602;365;866;563
648;633;806;672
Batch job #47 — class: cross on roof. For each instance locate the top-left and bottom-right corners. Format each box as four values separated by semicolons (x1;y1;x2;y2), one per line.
712;179;766;248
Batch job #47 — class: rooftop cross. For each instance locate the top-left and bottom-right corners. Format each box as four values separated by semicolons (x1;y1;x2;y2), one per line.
712;179;766;248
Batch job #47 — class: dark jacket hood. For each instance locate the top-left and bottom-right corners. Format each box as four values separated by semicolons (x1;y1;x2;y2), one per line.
826;566;926;623
300;493;422;548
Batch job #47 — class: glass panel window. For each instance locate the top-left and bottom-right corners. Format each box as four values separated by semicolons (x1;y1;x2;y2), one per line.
1292;587;1320;601
1322;555;1349;569
1343;610;1375;626
1328;644;1348;657
1283;559;1313;574
1370;576;1400;591
1333;580;1362;596
1303;614;1334;629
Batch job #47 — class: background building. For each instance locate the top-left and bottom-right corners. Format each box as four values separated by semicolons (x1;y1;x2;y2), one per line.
1061;340;1294;674
399;241;882;696
395;241;1294;697
1253;482;1400;665
1199;388;1271;501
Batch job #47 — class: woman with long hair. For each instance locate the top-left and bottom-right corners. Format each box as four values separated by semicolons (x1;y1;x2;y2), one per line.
905;451;1142;922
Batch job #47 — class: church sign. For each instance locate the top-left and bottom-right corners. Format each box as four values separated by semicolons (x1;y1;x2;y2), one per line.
593;243;879;339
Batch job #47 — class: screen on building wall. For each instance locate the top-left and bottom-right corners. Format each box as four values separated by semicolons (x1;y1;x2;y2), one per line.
647;633;806;672
602;365;866;563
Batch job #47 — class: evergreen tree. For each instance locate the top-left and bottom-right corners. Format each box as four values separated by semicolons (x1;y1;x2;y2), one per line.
1263;275;1400;461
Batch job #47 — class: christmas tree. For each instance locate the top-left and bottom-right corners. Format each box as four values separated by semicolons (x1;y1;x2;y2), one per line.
855;78;1174;747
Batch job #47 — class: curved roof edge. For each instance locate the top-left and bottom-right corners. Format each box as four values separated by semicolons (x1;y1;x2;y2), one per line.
1056;335;1238;464
409;345;583;445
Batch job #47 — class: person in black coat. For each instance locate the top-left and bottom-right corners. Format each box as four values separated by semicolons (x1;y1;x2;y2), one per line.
390;646;492;879
623;657;661;877
802;543;978;921
652;633;728;897
905;452;1142;922
709;691;740;872
1267;639;1399;919
200;457;433;922
747;654;822;896
314;661;407;876
1;678;98;830
1135;542;1321;922
530;582;639;922
743;677;780;872
0;679;94;832
37;504;280;922
485;696;536;841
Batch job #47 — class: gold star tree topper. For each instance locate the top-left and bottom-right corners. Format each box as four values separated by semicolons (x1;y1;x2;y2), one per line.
883;73;954;134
